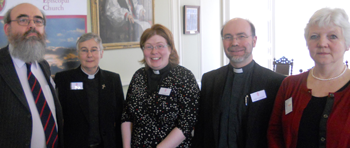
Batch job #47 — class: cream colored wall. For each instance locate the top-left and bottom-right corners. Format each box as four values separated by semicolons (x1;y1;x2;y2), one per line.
86;0;223;93
87;0;143;86
201;0;223;74
179;1;201;82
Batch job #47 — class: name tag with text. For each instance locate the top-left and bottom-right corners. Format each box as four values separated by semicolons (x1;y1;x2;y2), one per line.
250;90;267;102
285;97;293;115
71;82;83;90
159;87;171;96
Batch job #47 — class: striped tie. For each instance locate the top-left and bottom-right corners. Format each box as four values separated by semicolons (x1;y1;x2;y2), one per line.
26;63;58;148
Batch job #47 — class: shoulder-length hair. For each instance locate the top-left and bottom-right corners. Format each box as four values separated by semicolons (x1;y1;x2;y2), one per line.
139;24;179;68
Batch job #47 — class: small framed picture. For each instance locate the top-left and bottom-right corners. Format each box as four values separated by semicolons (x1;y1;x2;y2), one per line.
183;5;200;34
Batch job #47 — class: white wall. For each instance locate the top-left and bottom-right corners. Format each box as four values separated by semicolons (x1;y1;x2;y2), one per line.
86;0;350;91
86;0;223;93
201;0;223;74
179;0;201;81
275;0;350;74
229;0;274;69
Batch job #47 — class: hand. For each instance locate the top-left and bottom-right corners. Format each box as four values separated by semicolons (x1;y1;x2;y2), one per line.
127;14;134;24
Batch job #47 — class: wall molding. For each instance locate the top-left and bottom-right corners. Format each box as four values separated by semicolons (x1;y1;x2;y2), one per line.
169;0;183;65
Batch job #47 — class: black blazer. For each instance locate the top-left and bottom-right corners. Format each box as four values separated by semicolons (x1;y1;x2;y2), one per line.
193;62;285;148
0;46;64;148
54;66;124;148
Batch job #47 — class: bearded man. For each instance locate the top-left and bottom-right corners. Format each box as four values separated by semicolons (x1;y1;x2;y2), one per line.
193;18;286;148
0;3;63;148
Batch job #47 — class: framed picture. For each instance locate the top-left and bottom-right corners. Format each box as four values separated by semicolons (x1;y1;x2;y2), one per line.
91;0;154;49
183;5;200;34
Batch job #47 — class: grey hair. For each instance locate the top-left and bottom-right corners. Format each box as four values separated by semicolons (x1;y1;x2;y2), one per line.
304;7;350;47
3;6;47;26
76;33;104;53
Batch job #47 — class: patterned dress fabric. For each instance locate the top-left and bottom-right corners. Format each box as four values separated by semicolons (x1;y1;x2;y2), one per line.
122;65;200;148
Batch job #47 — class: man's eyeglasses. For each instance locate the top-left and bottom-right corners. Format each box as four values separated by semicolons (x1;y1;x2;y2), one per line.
79;49;100;55
142;44;169;51
223;35;252;42
10;17;45;26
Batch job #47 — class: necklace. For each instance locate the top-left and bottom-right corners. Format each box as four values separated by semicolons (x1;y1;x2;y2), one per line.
311;65;347;81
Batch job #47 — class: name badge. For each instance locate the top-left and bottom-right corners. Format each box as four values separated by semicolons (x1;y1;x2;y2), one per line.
285;97;293;115
71;82;83;90
250;90;267;102
159;87;171;96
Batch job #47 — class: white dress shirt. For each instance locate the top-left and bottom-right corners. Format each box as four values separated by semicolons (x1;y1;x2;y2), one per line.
10;45;57;148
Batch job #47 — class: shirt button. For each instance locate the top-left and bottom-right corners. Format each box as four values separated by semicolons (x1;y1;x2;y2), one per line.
329;93;334;97
321;137;326;142
323;114;328;118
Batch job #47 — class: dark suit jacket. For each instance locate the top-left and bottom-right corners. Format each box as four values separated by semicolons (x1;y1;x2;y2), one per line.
0;46;64;148
193;62;285;148
54;66;124;148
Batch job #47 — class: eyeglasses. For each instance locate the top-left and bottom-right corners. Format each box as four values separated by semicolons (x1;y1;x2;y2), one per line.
79;49;100;55
142;44;169;51
10;17;45;26
223;34;252;42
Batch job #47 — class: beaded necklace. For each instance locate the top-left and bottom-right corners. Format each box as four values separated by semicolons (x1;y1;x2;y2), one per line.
311;65;347;81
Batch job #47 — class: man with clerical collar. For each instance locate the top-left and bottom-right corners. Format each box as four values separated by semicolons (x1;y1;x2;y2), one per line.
193;18;286;148
0;3;64;148
54;33;124;148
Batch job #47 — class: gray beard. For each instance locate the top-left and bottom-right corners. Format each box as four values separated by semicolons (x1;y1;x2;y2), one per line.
229;53;251;63
9;30;47;63
226;47;252;63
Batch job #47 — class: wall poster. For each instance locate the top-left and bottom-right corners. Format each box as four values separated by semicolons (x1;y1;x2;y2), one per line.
0;0;87;76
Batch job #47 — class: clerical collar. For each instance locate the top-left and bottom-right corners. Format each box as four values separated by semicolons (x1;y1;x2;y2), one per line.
153;70;160;74
150;64;171;75
233;68;243;73
231;61;255;73
81;67;100;79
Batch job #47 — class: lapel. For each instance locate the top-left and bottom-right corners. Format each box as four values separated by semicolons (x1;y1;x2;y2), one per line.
0;46;29;111
250;62;264;92
249;62;266;106
98;69;109;118
245;63;268;129
212;65;229;143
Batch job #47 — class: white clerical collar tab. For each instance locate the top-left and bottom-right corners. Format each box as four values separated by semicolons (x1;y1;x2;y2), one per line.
88;75;95;79
233;68;243;73
153;70;160;74
81;67;99;79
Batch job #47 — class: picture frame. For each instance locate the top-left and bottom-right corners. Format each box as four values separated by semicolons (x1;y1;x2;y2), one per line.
183;5;200;34
91;0;154;49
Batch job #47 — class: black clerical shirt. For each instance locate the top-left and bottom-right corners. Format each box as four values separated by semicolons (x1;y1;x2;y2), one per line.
82;69;101;145
147;64;171;94
218;61;254;148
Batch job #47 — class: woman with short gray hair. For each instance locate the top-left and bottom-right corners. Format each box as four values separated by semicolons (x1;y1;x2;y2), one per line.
268;8;350;148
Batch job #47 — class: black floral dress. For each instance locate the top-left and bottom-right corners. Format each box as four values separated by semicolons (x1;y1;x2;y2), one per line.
122;65;200;148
